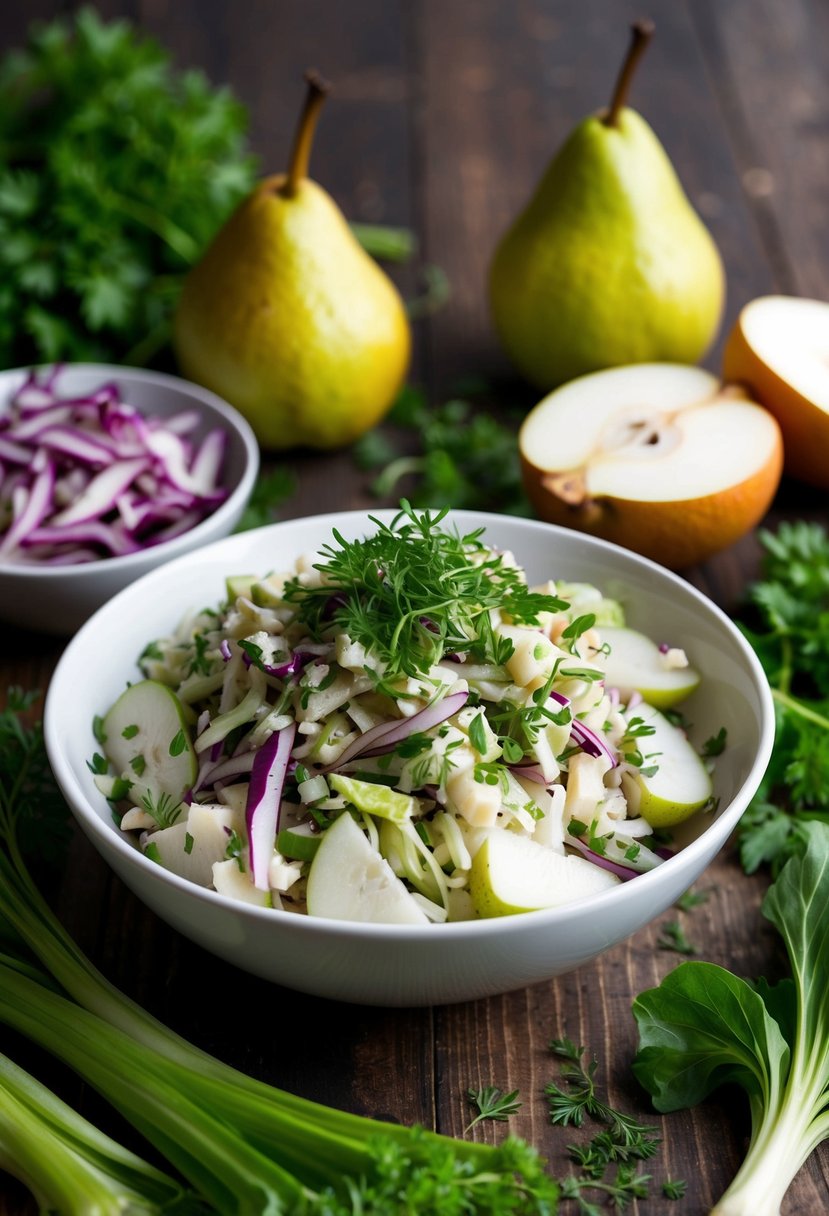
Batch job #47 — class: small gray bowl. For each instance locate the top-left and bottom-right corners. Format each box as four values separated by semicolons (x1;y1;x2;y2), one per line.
0;364;259;634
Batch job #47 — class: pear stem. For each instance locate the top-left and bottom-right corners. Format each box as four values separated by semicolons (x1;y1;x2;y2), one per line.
604;19;655;127
282;69;331;197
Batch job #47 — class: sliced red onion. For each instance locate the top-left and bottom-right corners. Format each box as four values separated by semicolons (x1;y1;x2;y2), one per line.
245;723;296;890
49;458;150;527
568;837;640;881
548;689;617;768
0;368;230;564
324;689;468;771
219;639;232;662
570;719;617;767
196;747;256;793
0;457;55;555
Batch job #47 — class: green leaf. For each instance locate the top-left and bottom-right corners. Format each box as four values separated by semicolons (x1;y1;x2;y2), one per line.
633;961;790;1114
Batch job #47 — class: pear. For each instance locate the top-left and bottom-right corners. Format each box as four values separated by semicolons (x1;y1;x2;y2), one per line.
469;830;619;919
174;72;411;450
489;22;724;390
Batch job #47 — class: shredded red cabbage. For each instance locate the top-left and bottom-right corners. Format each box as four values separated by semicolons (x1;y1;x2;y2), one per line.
0;367;229;564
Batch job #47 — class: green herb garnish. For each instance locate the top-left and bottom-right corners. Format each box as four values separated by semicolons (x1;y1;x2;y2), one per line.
465;1085;523;1132
736;522;829;873
284;502;565;685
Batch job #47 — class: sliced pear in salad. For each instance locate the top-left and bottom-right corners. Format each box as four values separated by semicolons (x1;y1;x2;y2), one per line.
601;627;701;709
102;680;196;819
622;704;712;828
306;811;428;924
469;830;619;918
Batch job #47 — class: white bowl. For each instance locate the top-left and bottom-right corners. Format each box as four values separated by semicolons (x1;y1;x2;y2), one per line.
0;363;259;634
45;510;774;1006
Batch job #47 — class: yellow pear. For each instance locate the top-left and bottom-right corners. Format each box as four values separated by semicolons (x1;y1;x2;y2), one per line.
489;23;724;390
174;72;411;450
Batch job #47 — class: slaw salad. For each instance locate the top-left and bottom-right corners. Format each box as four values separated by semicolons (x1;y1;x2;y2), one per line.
92;505;720;924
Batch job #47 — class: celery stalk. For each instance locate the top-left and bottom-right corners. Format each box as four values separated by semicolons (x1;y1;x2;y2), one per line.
0;1051;189;1215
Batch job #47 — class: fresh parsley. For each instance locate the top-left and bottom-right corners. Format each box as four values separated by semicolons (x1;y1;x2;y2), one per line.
0;8;257;367
284;502;565;685
465;1085;523;1132
736;522;829;873
354;386;532;516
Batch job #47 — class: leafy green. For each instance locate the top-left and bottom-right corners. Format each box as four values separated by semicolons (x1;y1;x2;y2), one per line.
354;387;531;515
284;501;565;685
735;522;829;873
633;820;829;1216
0;7;258;367
465;1085;523;1132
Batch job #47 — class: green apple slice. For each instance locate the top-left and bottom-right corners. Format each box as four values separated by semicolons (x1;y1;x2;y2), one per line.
469;830;619;918
623;703;712;829
102;680;197;813
306;811;428;924
601;626;700;709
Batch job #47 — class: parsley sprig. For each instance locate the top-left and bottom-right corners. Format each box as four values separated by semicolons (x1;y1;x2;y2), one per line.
465;1085;523;1132
284;502;565;685
0;8;258;367
736;522;829;872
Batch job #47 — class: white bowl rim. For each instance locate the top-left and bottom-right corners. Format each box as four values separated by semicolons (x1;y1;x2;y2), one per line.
0;362;260;579
45;507;776;941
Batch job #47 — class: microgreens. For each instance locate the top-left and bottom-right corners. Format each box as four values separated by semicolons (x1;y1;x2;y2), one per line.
284;502;565;687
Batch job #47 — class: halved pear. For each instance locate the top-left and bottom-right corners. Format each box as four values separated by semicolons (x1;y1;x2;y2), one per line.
469;830;619;919
306;811;428;924
622;703;711;829
519;363;783;569
723;295;829;489
600;626;700;709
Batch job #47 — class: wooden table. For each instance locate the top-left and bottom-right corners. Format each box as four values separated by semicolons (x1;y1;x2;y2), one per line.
2;2;828;1212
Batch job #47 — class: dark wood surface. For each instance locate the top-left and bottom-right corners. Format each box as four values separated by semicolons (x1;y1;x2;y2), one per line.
2;2;828;1213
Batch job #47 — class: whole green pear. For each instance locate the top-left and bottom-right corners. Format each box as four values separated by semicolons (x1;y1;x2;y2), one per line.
174;72;410;451
489;23;724;389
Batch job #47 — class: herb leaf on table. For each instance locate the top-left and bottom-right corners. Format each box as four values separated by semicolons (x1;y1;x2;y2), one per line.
354;386;531;516
736;522;829;873
465;1084;523;1131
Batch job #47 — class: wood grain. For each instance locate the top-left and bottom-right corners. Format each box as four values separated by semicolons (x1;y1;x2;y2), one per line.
2;1;829;1214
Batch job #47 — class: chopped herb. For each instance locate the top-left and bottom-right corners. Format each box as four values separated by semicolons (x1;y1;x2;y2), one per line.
465;1085;523;1132
701;727;728;757
675;887;709;912
657;920;696;956
129;755;147;777
468;713;488;756
225;829;245;871
184;832;194;856
92;715;107;745
140;790;182;829
663;1178;688;1200
168;730;187;757
143;842;162;865
87;752;108;775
